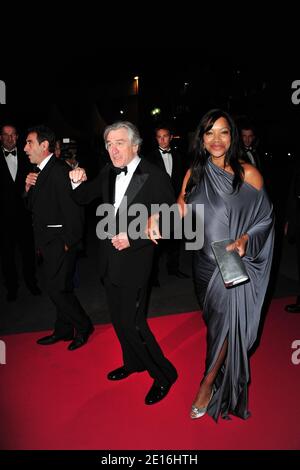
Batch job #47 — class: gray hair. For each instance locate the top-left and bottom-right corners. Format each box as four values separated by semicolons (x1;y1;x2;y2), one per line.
103;121;142;150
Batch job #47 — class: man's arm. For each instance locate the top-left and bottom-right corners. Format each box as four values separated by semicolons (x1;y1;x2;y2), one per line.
56;167;85;249
69;167;103;205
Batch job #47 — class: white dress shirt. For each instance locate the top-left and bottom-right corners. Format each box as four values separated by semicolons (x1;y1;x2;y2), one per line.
159;148;173;177
3;148;18;181
38;153;53;170
114;156;141;214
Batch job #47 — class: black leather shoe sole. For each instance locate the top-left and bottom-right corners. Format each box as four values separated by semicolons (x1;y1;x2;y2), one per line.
67;326;94;351
68;338;87;351
145;379;176;405
107;366;145;381
37;333;74;345
285;304;300;313
107;367;133;380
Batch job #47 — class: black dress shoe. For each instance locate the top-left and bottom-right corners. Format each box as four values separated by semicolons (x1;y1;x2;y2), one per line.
285;303;300;313
68;326;95;351
107;366;144;381
145;379;176;405
37;332;74;345
168;270;190;279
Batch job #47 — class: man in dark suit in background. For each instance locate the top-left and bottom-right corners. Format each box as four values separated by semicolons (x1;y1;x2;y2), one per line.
70;121;178;404
24;125;93;350
285;160;300;313
146;124;189;285
0;124;40;301
240;121;263;172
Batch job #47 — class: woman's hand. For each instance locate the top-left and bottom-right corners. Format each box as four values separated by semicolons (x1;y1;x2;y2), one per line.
226;234;249;257
146;213;161;245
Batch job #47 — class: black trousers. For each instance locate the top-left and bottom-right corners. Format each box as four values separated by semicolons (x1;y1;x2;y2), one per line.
104;277;177;386
296;236;300;303
0;218;37;293
42;239;92;335
151;239;181;280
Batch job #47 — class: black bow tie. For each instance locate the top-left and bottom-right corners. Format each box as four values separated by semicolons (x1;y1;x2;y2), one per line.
110;164;128;175
160;148;171;154
4;149;17;157
245;147;253;152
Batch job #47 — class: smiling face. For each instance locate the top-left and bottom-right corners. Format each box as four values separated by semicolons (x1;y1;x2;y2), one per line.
106;127;138;168
203;117;231;161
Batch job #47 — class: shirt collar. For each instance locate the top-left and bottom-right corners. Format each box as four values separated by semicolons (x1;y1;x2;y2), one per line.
126;155;141;173
3;146;17;153
38;154;53;171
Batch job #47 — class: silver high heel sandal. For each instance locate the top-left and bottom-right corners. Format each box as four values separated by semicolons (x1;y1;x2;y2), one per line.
190;386;215;419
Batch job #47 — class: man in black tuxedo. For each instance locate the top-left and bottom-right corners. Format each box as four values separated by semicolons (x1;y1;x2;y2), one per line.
146;124;189;285
24;125;93;350
285;161;300;313
70;121;177;404
240;122;263;172
0;124;40;301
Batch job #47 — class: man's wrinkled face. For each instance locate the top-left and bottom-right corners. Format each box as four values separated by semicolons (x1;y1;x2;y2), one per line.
106;128;138;168
24;132;47;165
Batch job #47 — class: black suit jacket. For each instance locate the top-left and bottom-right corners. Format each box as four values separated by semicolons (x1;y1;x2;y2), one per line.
146;148;185;198
73;158;176;287
26;156;84;249
0;147;33;226
286;160;300;241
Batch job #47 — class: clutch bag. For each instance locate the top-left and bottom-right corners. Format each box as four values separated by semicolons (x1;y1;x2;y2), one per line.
211;239;249;287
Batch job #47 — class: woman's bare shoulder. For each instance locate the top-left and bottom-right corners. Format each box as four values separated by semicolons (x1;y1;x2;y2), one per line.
242;163;264;190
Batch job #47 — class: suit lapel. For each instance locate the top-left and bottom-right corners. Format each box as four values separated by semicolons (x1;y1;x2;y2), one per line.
155;149;166;172
118;161;149;214
1;148;15;183
15;151;29;188
30;155;56;205
101;165;116;205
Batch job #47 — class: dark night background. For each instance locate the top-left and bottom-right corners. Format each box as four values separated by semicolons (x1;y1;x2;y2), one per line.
2;46;299;219
2;46;299;150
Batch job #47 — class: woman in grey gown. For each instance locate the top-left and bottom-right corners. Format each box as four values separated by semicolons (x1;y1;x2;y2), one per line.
177;109;274;421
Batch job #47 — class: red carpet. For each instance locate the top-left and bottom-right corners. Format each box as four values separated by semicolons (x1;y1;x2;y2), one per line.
1;297;300;450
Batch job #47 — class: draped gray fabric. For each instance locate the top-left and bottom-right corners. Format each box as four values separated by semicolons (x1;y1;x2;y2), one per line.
188;158;274;421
